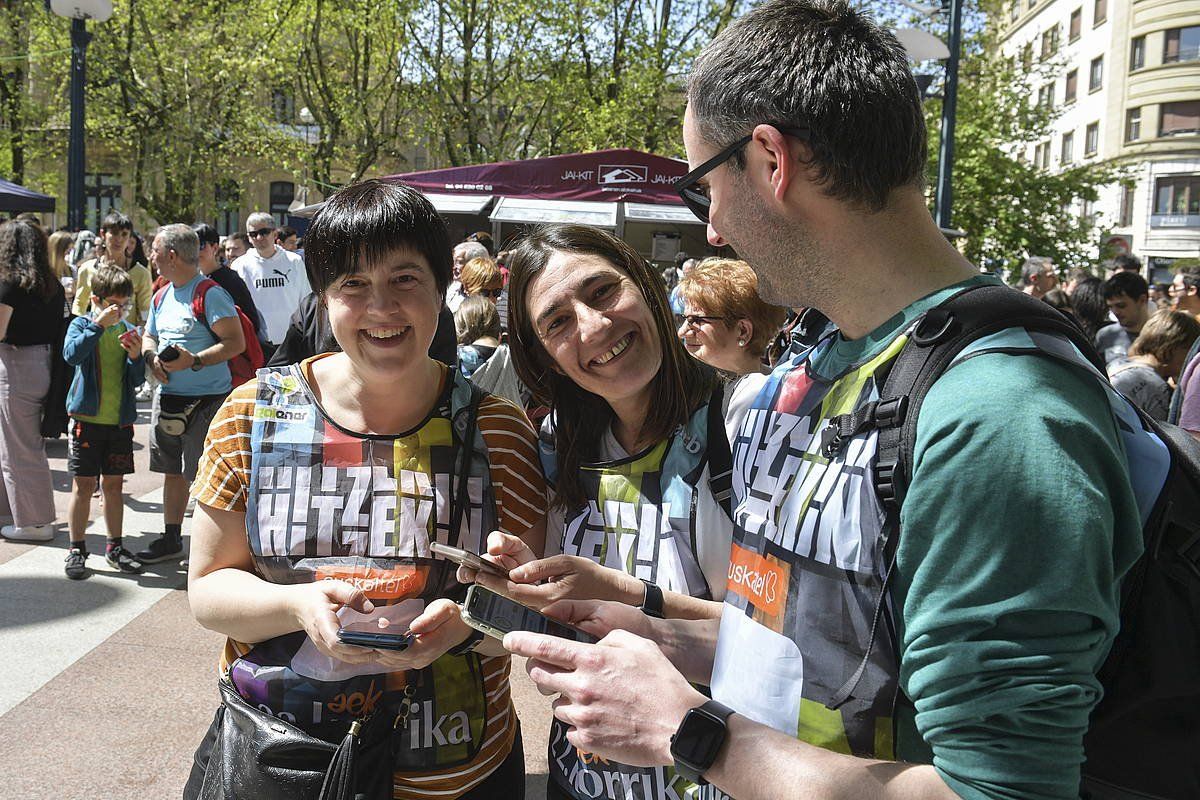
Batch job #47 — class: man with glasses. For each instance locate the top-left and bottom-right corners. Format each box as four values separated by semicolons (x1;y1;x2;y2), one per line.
1170;266;1200;319
229;212;310;360
506;2;1152;799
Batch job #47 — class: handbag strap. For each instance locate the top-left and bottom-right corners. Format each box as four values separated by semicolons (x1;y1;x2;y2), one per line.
449;383;484;540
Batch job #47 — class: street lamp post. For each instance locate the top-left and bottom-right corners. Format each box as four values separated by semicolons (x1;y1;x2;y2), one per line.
50;0;112;231
289;106;316;213
934;0;964;231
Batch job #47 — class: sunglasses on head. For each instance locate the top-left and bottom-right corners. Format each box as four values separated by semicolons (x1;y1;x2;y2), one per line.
675;125;812;223
247;228;274;239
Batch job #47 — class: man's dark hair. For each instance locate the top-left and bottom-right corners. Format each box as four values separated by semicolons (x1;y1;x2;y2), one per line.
1069;276;1109;340
674;251;689;268
100;211;132;234
1110;253;1142;273
191;223;220;248
278;225;298;241
304;179;452;298
687;0;926;212
1103;270;1149;301
226;232;249;246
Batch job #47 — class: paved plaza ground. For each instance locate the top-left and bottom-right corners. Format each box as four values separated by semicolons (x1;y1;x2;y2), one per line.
0;401;553;799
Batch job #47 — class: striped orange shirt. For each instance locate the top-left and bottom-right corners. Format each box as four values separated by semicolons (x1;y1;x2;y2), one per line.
192;357;547;799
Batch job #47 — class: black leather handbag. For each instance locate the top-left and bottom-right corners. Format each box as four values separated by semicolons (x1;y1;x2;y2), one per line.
194;678;393;800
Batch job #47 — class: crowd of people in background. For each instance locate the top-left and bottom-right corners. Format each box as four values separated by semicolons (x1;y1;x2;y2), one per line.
2;208;1199;571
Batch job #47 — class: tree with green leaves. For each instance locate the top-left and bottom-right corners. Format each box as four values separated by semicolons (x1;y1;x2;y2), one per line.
83;0;297;224
909;0;1123;273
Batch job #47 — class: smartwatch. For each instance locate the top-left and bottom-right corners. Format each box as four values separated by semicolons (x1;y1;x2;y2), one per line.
638;578;665;619
190;352;205;371
670;699;734;784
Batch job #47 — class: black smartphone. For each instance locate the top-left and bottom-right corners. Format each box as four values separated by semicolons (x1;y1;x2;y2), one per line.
159;344;181;362
461;584;598;644
430;541;507;578
336;628;414;651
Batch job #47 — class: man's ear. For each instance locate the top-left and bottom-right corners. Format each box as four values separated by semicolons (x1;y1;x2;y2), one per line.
751;124;815;207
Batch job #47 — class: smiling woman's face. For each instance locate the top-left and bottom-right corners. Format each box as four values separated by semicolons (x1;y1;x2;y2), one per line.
525;250;662;410
323;247;441;382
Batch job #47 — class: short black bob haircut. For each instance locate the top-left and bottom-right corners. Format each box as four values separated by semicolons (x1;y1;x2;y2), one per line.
303;179;452;299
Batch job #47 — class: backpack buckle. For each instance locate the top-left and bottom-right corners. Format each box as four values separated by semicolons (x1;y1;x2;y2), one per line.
820;424;845;459
875;461;898;505
873;396;908;429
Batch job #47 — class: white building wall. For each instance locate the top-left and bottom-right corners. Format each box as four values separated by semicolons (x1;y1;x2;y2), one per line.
997;0;1200;280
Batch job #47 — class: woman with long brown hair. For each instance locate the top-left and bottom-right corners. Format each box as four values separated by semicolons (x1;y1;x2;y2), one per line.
466;223;738;800
0;220;64;541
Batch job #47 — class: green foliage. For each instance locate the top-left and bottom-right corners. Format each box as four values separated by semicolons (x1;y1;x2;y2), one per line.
922;0;1123;274
84;0;297;224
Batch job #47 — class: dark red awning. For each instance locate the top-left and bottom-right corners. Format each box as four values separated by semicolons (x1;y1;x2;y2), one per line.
383;149;689;205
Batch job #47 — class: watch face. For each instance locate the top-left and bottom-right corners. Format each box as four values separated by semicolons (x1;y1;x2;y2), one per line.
673;707;726;768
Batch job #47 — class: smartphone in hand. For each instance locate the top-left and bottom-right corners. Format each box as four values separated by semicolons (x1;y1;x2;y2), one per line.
336;628;414;651
461;584;598;644
430;542;508;578
159;344;181;362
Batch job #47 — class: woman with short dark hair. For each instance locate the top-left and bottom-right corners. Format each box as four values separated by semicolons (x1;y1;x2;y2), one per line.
0;220;64;541
185;179;547;799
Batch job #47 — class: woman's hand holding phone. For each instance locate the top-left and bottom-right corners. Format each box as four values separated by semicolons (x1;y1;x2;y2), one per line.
368;599;476;671
288;580;380;665
468;531;644;612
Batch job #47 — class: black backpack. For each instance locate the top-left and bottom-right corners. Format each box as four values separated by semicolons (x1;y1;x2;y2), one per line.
821;284;1200;800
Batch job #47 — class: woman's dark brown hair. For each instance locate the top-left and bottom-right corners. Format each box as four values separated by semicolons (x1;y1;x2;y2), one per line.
506;224;719;510
0;220;55;299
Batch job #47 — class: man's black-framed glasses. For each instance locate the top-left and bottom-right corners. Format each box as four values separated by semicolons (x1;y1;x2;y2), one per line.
675;126;811;223
247;227;274;239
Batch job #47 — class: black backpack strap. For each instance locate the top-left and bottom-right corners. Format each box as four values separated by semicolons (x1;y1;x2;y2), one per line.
451;382;485;539
706;384;735;520
826;283;1103;709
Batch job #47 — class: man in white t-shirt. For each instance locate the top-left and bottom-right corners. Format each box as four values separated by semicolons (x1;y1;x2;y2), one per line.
230;212;311;356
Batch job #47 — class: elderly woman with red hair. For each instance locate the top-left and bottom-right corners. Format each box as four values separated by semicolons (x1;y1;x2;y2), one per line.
675;257;787;376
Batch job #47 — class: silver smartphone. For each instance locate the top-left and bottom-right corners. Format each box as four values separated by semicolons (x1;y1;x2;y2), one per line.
430;541;508;578
461;584;598;644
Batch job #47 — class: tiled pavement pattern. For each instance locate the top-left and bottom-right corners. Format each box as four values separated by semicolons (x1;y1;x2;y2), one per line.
0;406;552;799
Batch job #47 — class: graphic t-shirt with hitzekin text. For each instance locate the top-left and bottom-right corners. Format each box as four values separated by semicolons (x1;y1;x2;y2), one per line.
230;245;311;345
541;406;733;800
193;356;548;800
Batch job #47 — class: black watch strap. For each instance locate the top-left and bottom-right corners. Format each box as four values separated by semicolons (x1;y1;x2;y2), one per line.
448;628;485;656
670;699;735;784
638;578;665;618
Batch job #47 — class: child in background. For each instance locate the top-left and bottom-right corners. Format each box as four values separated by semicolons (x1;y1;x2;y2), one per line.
62;265;146;579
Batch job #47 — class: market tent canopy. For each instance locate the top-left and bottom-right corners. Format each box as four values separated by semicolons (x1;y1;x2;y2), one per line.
490;197;618;228
0;178;55;213
624;202;705;226
290;192;494;219
384;149;690;204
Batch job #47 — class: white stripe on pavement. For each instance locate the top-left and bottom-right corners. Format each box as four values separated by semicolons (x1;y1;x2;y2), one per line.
0;488;186;716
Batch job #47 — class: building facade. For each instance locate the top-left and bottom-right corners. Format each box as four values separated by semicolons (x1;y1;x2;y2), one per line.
999;0;1200;283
